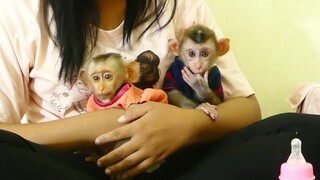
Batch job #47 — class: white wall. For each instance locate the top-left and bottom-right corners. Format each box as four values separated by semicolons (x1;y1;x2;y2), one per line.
206;0;320;118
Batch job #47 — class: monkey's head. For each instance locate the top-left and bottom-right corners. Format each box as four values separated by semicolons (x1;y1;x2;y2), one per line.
80;53;139;103
169;25;230;75
133;50;160;89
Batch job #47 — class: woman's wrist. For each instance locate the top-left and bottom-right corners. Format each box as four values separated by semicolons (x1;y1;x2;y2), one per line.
81;109;125;144
178;108;215;147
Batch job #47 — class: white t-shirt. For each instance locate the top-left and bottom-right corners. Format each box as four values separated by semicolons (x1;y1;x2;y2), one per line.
0;0;254;123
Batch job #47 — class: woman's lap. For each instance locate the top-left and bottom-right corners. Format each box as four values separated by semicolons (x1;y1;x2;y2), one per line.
140;112;320;180
0;130;107;179
1;112;319;180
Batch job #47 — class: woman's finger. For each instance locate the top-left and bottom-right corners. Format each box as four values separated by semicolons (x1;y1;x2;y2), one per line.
118;105;148;123
115;157;163;179
95;125;132;145
97;138;139;168
104;147;147;176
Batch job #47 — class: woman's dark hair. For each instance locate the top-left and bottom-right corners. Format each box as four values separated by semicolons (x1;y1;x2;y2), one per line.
43;0;177;82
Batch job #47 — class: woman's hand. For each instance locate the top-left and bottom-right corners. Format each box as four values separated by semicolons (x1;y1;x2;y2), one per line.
94;95;261;179
95;102;203;179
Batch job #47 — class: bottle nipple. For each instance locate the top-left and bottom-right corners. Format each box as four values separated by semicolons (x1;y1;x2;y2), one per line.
287;138;306;164
279;138;315;180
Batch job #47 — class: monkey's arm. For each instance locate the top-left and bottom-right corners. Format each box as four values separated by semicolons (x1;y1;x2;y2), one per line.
195;88;222;105
166;89;199;108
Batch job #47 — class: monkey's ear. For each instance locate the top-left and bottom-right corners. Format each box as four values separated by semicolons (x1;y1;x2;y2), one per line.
79;68;90;88
168;38;180;56
217;38;230;56
126;61;140;83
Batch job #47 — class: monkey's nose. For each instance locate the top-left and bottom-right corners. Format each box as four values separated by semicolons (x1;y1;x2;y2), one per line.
195;62;202;69
99;86;105;91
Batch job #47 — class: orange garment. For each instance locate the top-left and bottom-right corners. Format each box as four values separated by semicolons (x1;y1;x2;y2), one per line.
87;83;168;112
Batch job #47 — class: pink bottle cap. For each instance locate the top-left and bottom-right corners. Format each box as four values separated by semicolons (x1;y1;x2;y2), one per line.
279;138;315;180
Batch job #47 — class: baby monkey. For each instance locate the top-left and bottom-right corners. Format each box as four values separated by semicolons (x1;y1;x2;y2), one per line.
163;24;230;120
79;53;167;111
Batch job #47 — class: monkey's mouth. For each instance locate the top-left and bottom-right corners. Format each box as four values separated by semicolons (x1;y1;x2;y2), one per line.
95;94;112;103
189;68;205;75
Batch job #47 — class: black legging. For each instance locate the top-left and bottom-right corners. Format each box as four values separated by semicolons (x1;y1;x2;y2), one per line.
1;113;319;180
0;130;107;179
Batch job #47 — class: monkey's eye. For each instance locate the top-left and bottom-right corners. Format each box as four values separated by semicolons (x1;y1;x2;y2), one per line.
188;51;196;57
103;73;112;80
201;50;209;57
92;75;100;81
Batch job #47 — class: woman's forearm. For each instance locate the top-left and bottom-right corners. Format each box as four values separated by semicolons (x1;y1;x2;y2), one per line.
186;95;261;145
0;108;125;150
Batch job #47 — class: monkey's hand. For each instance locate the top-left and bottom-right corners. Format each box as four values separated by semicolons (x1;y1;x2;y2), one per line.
181;67;213;101
196;102;218;120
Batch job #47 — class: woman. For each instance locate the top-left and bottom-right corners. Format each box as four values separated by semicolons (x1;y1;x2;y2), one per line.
0;0;261;179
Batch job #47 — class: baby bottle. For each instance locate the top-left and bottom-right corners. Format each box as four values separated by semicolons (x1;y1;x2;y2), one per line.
278;138;315;180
